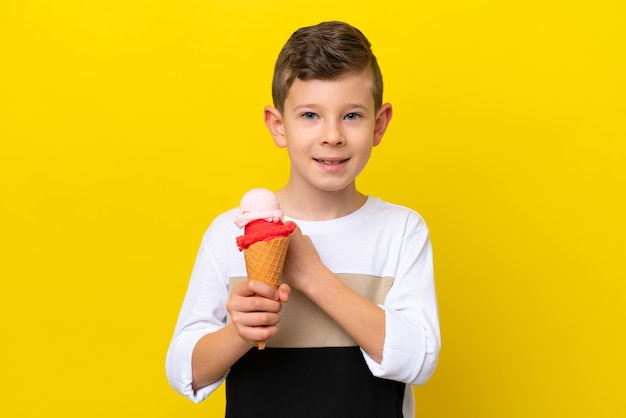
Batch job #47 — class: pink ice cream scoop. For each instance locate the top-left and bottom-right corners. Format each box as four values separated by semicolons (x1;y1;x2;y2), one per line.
235;188;285;228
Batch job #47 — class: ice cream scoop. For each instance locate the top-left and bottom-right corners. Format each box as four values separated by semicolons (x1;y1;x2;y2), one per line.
235;188;285;228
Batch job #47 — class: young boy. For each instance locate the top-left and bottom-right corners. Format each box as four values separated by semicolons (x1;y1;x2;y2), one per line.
166;21;440;417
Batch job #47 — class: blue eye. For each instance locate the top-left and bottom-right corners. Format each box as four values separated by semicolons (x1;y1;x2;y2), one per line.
345;113;360;120
302;112;317;120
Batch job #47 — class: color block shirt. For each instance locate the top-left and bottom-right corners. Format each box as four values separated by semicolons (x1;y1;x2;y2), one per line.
166;196;440;417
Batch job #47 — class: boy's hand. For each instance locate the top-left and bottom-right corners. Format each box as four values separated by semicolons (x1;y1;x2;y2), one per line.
281;224;326;292
227;280;290;346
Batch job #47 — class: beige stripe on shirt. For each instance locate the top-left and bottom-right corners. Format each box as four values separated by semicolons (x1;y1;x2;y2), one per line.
228;273;393;348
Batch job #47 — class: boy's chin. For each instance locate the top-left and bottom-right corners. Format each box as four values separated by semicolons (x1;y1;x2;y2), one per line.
312;181;359;194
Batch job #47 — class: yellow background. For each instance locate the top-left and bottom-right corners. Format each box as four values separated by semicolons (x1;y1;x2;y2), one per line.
1;1;624;416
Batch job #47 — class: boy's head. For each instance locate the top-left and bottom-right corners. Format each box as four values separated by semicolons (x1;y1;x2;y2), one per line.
272;21;384;114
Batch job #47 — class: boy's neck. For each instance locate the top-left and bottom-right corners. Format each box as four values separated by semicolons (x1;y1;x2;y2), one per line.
276;185;367;221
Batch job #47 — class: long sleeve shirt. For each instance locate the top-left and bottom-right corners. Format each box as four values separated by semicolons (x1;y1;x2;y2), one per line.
166;196;440;417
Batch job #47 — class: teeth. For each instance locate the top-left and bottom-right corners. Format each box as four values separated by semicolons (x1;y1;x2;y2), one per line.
316;159;346;165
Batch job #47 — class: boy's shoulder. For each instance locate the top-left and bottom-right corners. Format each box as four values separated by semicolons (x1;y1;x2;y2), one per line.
363;197;430;239
367;196;427;221
204;206;240;236
213;206;239;224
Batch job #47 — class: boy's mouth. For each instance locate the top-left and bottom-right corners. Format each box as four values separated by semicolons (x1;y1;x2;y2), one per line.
313;158;349;165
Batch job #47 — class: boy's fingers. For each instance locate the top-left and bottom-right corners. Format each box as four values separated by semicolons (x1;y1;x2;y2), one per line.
233;279;279;299
277;283;291;303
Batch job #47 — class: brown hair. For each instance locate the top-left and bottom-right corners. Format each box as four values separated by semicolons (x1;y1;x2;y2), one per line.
271;21;384;113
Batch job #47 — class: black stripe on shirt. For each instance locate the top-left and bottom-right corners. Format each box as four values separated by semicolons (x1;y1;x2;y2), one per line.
226;346;404;418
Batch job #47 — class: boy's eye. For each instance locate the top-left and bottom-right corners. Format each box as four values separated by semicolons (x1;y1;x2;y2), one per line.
302;112;318;120
344;113;360;121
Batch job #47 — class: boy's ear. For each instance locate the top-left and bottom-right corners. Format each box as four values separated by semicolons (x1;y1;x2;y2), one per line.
264;105;287;148
373;103;393;147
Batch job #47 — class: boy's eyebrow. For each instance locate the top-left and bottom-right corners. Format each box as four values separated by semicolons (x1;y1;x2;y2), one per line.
292;104;319;110
346;104;370;112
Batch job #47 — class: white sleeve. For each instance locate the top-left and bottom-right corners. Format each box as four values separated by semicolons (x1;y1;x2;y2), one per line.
362;213;441;385
165;219;232;402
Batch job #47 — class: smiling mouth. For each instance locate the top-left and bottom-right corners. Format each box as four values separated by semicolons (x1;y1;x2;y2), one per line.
314;158;349;165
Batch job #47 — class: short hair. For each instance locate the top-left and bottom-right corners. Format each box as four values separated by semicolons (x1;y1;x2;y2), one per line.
271;21;384;113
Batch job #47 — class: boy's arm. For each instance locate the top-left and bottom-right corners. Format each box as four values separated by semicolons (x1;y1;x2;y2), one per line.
281;227;386;362
166;212;292;401
191;281;291;390
281;221;440;385
190;323;250;390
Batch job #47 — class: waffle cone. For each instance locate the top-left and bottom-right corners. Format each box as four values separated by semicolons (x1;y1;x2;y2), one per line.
243;236;290;288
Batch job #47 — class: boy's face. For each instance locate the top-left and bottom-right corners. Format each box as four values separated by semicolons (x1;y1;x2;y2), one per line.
266;70;392;195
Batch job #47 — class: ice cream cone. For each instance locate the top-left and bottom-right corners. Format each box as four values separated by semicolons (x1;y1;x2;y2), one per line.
243;236;290;350
235;189;295;350
243;236;290;287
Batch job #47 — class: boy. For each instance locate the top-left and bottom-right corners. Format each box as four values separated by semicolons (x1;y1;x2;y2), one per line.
166;21;440;417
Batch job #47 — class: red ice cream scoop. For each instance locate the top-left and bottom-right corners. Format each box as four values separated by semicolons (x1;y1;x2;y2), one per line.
236;219;296;251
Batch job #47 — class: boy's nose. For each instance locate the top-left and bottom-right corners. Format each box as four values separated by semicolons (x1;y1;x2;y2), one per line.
321;122;344;145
